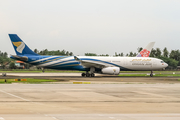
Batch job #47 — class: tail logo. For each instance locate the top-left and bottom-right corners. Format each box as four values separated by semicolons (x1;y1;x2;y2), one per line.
140;49;150;57
13;42;25;53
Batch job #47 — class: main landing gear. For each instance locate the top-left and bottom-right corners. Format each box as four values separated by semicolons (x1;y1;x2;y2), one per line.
42;68;45;73
82;67;95;77
81;72;95;77
150;70;153;77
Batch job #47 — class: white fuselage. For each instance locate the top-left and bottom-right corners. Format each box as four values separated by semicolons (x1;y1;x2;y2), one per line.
76;56;168;71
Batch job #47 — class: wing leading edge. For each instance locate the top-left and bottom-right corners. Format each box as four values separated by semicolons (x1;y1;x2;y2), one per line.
74;56;107;69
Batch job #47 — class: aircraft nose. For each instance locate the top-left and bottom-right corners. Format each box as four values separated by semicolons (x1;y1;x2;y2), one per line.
165;63;168;67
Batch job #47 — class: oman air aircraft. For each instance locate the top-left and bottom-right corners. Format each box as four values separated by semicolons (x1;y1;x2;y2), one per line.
9;34;168;77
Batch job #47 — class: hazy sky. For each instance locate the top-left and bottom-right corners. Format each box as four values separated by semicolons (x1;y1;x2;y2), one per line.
0;0;180;56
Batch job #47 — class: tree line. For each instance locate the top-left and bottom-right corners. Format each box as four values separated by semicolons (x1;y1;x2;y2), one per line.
0;51;12;69
0;47;179;69
34;49;73;56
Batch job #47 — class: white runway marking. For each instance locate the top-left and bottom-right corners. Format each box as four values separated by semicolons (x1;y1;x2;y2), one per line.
0;90;30;101
109;117;115;119
52;117;58;119
133;91;169;98
44;114;58;120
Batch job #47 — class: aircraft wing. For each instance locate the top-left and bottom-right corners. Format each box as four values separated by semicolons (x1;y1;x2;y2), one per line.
74;56;107;68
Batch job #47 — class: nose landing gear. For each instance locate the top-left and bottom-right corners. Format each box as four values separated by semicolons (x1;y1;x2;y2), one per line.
150;71;153;77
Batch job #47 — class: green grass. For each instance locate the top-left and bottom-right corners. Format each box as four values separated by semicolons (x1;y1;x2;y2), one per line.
0;70;83;73
0;78;58;84
154;74;180;77
119;74;180;77
120;71;180;74
119;74;148;77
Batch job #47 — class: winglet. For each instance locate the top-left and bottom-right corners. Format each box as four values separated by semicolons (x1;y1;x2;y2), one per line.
74;56;80;61
136;42;155;57
9;34;39;56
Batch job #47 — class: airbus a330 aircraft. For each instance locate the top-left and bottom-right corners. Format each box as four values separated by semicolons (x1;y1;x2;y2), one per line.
9;34;168;77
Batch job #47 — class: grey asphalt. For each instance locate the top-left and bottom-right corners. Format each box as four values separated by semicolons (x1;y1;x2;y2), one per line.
0;82;180;120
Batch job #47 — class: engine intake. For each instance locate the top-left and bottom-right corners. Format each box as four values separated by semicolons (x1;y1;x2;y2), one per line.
101;67;120;75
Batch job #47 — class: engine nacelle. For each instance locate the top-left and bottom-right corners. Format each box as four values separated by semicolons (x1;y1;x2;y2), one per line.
101;67;120;75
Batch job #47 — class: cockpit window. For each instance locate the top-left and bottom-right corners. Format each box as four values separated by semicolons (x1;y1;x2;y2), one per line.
161;61;165;63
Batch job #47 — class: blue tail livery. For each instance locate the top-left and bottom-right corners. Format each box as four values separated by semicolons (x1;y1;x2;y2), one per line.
9;34;39;56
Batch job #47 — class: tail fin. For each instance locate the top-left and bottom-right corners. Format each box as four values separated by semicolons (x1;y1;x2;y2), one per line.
136;42;155;57
9;34;39;56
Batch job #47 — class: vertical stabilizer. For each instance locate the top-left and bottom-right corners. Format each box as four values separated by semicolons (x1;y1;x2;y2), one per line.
9;34;39;56
136;42;155;57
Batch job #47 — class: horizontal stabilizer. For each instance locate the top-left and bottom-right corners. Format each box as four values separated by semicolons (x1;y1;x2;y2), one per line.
11;55;28;61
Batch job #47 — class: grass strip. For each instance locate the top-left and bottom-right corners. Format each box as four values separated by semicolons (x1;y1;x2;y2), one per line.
0;70;83;73
0;78;58;84
119;74;180;77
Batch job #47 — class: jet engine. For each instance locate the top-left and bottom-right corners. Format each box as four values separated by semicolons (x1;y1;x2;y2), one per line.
101;67;120;75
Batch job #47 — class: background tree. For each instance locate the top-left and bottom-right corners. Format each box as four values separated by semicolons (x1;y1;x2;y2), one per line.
85;53;97;56
137;47;143;53
120;52;124;56
36;49;73;56
133;52;137;57
163;47;169;57
69;52;73;56
149;48;156;57
169;50;180;61
9;62;16;69
99;54;109;56
129;52;134;57
34;49;38;54
155;48;161;57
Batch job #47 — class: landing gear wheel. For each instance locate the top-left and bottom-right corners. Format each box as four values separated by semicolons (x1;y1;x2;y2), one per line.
150;71;153;77
86;73;90;77
91;73;95;77
81;73;86;77
42;68;45;73
150;74;153;77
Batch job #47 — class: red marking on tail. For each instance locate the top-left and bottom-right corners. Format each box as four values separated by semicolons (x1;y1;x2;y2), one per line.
140;49;150;57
